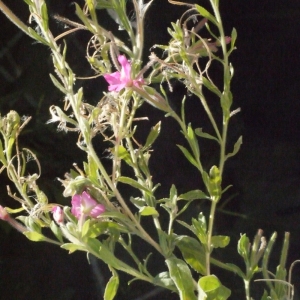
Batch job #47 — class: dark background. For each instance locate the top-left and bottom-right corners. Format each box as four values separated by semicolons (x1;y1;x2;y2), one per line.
0;0;300;299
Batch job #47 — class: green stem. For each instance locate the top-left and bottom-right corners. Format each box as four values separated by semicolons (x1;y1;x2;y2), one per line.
88;144;162;254
206;200;217;275
202;0;233;277
244;279;251;300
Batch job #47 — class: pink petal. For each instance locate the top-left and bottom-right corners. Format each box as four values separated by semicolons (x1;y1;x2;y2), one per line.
108;82;127;92
71;194;82;218
89;204;106;218
81;191;97;210
118;55;131;82
225;36;231;44
103;71;121;85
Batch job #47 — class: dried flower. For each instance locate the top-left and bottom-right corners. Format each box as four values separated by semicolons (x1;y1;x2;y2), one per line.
0;206;9;221
104;55;144;92
71;191;105;219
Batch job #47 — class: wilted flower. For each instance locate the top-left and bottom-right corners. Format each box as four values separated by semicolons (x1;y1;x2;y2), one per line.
0;206;9;221
71;191;105;220
51;206;64;224
0;205;26;233
103;55;144;92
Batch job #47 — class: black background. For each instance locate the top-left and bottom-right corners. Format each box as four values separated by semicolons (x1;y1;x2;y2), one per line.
0;0;300;299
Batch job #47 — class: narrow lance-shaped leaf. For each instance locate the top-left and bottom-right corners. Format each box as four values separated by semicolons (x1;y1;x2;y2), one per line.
111;145;134;167
118;176;152;196
49;74;68;95
194;127;219;143
195;5;218;27
187;123;200;160
177;145;201;171
144;121;161;149
40;2;49;32
178;190;209;201
225;136;242;160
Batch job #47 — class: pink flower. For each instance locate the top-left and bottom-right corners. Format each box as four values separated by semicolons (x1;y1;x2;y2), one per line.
103;55;144;92
71;191;105;220
0;206;9;221
51;206;64;224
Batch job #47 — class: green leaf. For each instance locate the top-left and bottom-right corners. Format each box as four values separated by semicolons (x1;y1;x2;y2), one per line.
27;27;48;45
199;275;220;292
220;263;245;278
230;28;237;49
82;219;91;238
153;272;176;291
202;77;221;97
113;145;134;167
23;0;32;5
86;154;99;182
178;189;208;201
195;5;218;27
237;234;250;262
23;231;46;242
95;0;113;9
89;221;128;238
169;184;177;206
61;243;87;253
104;269;119;300
176;236;206;275
220;92;233;120
158;229;174;257
166;257;197;300
97;211;131;222
144;121;161;148
225;136;242;160
74;3;95;32
261;290;271;300
203;166;222;200
139;206;159;217
194;127;219;143
86;0;97;23
49;74;68;94
198;275;231;300
187;124;200;159
40;2;49;31
118;176;152;196
191;213;207;245
50;221;64;243
211;235;230;249
177;145;200;170
130;197;146;208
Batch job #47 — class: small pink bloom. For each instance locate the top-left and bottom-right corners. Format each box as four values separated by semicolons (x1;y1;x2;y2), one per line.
71;191;105;220
104;55;144;92
0;206;9;221
225;36;231;44
51;206;64;224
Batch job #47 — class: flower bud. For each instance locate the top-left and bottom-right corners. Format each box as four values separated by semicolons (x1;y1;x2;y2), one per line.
52;206;64;224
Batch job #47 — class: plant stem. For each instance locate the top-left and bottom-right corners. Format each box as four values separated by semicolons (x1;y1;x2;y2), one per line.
206;199;217;275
